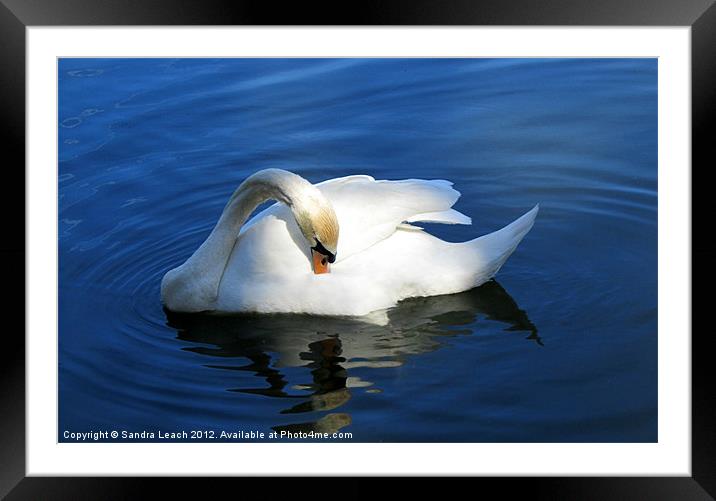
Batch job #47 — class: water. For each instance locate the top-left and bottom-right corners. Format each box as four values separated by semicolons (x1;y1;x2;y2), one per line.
58;58;657;442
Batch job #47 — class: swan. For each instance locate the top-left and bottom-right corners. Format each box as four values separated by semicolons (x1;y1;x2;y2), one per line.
161;168;538;316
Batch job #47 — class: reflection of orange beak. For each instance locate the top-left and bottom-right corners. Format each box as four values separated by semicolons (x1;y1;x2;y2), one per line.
312;249;330;274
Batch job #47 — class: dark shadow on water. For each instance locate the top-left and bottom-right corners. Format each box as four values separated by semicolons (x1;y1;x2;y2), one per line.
164;279;539;435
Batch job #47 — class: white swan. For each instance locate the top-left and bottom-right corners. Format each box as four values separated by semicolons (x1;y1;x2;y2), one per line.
161;169;538;316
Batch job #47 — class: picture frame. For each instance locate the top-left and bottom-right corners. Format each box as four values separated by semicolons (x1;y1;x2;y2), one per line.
2;0;712;497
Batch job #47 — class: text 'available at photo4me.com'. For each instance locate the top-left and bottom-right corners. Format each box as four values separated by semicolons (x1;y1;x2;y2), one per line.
62;429;354;441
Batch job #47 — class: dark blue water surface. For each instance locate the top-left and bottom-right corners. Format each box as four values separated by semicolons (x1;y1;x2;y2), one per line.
58;58;657;442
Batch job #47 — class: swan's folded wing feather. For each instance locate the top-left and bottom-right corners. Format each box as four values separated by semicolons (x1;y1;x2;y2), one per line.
315;176;465;261
406;208;472;225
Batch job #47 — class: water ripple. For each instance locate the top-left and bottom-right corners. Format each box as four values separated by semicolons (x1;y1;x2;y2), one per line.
58;58;657;442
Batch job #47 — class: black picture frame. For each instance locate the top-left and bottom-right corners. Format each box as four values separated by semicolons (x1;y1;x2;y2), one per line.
1;0;713;498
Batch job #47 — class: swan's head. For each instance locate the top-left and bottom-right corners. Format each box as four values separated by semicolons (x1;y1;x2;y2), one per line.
236;168;340;275
292;192;339;275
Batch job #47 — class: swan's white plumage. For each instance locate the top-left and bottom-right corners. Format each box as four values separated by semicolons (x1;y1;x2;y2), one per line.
213;175;536;316
162;170;538;316
406;208;472;225
316;176;466;261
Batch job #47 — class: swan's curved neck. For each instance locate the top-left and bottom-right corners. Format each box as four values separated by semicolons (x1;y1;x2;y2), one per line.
163;169;322;311
207;171;294;255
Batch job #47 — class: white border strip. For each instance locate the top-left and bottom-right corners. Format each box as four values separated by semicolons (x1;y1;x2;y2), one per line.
27;27;690;476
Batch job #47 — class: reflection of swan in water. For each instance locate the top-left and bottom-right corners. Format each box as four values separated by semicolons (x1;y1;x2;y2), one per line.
165;280;539;434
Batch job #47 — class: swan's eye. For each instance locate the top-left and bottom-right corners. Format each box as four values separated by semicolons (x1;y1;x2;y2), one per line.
311;239;336;263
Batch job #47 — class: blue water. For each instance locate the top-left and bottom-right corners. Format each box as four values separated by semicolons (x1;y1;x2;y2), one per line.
58;58;657;442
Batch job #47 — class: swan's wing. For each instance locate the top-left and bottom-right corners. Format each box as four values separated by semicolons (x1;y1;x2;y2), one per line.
240;174;470;262
315;175;471;261
406;208;472;225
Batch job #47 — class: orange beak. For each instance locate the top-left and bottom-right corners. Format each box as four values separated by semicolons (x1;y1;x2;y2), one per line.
312;248;331;274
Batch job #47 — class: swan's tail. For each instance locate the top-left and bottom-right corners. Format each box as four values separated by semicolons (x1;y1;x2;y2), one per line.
464;204;539;284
